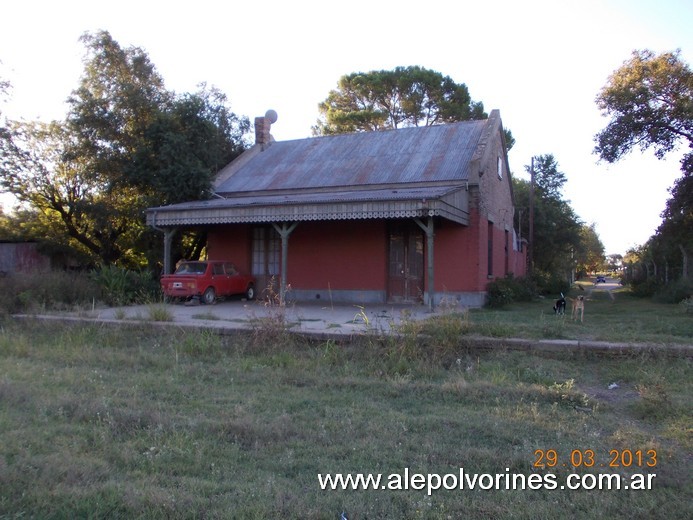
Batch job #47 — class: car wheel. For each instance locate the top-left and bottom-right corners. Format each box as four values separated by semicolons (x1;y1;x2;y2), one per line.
246;284;256;301
202;287;216;304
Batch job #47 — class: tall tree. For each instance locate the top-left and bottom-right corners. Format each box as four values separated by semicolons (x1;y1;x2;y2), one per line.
594;49;693;172
0;31;249;267
514;154;583;280
66;31;169;181
0;71;14;188
606;253;623;272
594;49;692;287
1;119;137;264
313;65;515;149
127;86;249;207
576;224;606;275
654;170;692;280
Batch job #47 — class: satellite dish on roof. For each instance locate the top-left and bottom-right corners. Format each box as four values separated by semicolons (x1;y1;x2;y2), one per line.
265;109;278;124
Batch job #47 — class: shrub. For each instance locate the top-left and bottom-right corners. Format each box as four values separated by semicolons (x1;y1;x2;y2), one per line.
630;278;660;298
511;275;537;301
627;274;692;304
486;278;514;308
530;271;570;296
485;274;537;307
90;266;160;306
652;278;693;304
0;270;100;314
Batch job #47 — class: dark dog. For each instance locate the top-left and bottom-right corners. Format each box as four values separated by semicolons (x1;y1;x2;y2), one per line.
553;293;567;315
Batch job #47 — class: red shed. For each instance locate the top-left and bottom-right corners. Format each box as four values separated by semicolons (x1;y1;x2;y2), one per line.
146;110;526;308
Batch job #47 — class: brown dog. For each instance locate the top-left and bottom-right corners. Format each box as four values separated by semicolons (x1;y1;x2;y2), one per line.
571;295;585;322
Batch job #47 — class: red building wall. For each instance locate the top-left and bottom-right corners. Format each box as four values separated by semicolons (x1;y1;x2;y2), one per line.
434;219;482;293
206;225;252;274
205;214;524;307
207;221;389;302
288;220;387;291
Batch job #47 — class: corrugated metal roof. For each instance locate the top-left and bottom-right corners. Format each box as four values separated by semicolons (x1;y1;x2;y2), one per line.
155;185;460;212
215;120;486;194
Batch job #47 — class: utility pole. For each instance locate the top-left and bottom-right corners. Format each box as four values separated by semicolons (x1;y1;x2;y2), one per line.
528;157;535;276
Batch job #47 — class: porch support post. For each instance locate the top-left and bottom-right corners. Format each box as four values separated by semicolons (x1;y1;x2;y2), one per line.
271;222;299;304
163;227;178;275
414;216;435;311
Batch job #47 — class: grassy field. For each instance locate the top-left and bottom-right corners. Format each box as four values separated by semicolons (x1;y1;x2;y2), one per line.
0;314;690;519
454;286;693;345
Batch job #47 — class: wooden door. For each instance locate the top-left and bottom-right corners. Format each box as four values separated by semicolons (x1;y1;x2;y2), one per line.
388;224;424;303
251;227;280;298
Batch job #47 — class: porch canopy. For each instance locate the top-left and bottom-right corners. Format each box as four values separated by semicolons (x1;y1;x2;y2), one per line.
146;184;469;228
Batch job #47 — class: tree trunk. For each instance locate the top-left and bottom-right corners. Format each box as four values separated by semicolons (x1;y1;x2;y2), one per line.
680;244;689;280
186;231;207;261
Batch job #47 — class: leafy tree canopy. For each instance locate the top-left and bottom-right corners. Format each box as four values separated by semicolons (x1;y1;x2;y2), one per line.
530;154;567;199
652;170;693;278
577;224;606;274
594;49;693;170
595;50;692;286
0;31;249;267
313;65;515;149
0;69;12;166
514;154;587;277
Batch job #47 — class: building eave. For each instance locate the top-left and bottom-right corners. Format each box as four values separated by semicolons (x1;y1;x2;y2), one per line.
146;185;469;228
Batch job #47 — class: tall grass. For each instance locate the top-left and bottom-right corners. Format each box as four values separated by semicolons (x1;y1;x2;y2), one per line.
0;270;99;314
90;265;161;306
0;267;161;314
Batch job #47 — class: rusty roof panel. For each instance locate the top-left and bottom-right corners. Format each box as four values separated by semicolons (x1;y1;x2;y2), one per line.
150;186;462;213
215;119;486;194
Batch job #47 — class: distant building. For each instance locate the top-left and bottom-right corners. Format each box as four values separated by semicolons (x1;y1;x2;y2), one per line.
0;241;51;274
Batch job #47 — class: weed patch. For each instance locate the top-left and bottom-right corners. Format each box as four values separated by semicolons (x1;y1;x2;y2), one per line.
191;311;221;320
146;304;174;322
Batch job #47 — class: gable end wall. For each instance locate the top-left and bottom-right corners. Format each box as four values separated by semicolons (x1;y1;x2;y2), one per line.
472;121;523;290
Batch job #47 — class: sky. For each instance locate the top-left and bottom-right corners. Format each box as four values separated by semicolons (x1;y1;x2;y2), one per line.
1;0;691;255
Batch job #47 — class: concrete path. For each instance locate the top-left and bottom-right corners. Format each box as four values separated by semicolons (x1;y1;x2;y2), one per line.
57;299;436;337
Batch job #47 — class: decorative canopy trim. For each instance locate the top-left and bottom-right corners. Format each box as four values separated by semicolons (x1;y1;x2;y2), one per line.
146;185;469;228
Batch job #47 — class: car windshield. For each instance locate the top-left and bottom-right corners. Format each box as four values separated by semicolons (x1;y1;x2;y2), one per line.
175;262;207;275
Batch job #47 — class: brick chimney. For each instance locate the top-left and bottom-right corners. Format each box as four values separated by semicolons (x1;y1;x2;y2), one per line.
254;109;277;148
254;117;270;145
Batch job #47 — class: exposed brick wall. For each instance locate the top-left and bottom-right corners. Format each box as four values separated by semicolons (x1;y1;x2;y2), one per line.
254;116;271;145
470;118;526;287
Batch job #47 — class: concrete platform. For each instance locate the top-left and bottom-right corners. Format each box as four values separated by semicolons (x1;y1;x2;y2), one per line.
11;299;692;355
52;299;437;337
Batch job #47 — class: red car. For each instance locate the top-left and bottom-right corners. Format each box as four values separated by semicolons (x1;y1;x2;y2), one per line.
161;261;256;304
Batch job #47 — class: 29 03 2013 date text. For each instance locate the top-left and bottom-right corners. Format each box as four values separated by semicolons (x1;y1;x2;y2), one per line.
533;449;657;469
